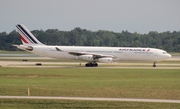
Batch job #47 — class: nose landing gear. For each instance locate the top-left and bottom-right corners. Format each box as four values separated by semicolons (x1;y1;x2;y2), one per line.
153;62;156;67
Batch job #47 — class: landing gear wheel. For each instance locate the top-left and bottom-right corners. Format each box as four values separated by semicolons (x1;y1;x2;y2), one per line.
85;63;91;67
153;62;156;67
94;63;98;67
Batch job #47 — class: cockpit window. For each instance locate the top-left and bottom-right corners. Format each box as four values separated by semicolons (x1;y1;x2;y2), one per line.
163;52;167;54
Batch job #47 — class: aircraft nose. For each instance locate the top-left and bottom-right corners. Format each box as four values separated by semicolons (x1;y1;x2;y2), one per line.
168;54;172;58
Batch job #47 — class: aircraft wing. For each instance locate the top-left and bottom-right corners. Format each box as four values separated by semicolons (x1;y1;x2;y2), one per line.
55;47;114;59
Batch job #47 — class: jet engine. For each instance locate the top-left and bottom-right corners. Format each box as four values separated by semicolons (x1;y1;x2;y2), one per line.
78;55;93;61
98;58;113;63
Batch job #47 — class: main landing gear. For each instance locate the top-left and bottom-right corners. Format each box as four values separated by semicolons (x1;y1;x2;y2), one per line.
85;62;98;67
153;62;156;67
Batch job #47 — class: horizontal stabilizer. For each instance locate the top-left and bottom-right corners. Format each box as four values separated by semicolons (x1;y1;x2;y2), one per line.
12;44;33;51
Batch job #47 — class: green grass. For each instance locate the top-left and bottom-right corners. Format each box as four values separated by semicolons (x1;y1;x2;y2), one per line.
0;68;180;109
169;52;180;56
0;99;180;109
0;50;30;54
0;68;180;99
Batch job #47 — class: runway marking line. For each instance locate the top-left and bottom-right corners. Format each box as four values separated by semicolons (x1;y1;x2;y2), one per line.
0;96;180;103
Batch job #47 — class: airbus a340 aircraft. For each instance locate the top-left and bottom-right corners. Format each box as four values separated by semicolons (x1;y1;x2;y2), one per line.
14;24;171;67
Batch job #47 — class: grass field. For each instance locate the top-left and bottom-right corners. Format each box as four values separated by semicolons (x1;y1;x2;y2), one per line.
0;68;180;99
0;67;180;108
0;50;30;54
1;99;180;109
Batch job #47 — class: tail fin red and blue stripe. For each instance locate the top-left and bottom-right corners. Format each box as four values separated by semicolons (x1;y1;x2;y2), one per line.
16;24;44;45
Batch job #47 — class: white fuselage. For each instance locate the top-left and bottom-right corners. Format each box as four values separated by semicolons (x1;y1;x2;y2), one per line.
19;45;171;62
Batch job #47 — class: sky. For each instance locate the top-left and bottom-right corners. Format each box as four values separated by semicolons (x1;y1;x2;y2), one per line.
0;0;180;33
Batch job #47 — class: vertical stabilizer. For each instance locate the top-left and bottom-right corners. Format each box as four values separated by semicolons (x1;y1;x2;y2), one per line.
16;24;44;45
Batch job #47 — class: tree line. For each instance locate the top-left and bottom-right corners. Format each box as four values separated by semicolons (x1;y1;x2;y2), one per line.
0;28;180;52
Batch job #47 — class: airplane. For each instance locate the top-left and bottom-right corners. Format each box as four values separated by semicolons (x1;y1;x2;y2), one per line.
14;24;171;67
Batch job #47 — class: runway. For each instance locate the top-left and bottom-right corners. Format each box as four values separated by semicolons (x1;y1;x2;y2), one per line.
0;60;180;69
0;96;180;103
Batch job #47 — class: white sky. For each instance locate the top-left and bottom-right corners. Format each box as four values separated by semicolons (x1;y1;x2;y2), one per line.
0;0;180;33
